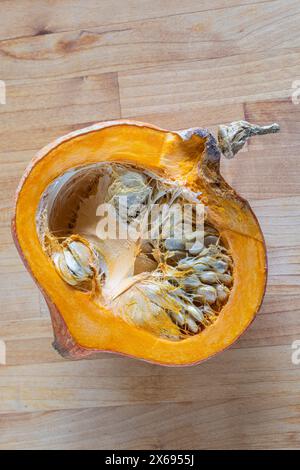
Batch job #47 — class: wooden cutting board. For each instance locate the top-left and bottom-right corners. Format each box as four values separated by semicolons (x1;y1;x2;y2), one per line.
0;0;300;450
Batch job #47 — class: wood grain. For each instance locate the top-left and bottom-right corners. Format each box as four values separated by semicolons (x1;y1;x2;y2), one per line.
0;0;300;450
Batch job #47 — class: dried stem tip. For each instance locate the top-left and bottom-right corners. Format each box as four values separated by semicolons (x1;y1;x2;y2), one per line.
218;120;280;159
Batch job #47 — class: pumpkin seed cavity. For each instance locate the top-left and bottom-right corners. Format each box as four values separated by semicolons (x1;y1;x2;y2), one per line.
37;163;233;341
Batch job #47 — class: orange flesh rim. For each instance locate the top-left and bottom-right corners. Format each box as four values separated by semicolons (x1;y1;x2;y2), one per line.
14;121;267;365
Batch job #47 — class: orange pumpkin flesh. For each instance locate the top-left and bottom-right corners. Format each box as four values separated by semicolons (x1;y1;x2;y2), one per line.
12;120;277;366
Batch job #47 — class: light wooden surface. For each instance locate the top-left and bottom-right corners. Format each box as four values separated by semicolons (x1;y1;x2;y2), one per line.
0;0;300;450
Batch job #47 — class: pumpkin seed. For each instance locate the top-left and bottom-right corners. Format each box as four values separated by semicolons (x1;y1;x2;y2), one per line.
68;241;91;266
181;275;201;290
170;311;185;326
199;271;218;284
196;285;217;304
211;259;228;273
167;250;187;263
185;316;199;333
189;240;204;255
185;304;204;323
52;252;78;286
64;249;91;279
216;284;230;302
164;238;186;251
203;305;215;316
217;273;233;286
193;262;210;273
204;235;219;246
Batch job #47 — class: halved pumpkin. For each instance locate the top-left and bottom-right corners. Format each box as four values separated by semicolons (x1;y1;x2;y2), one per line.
12;120;279;365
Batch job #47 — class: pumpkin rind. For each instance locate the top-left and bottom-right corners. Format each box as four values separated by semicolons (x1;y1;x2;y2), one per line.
12;120;274;366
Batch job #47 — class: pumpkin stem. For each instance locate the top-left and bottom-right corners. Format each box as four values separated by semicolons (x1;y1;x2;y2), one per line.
217;120;280;159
